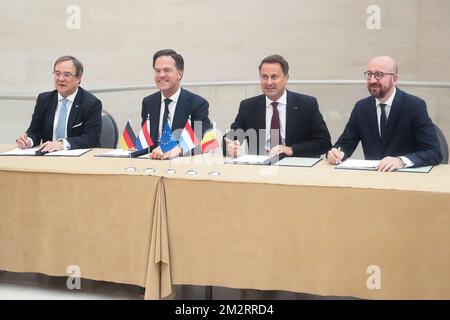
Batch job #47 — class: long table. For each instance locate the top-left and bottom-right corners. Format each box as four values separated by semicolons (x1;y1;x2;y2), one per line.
1;145;449;299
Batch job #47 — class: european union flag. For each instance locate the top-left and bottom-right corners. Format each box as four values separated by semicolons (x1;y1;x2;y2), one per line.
160;122;178;153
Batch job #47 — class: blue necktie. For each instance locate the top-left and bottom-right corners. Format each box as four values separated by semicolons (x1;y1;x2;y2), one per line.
55;98;69;140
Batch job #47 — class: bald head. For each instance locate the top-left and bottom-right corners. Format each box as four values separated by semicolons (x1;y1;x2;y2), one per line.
368;56;398;74
366;56;398;102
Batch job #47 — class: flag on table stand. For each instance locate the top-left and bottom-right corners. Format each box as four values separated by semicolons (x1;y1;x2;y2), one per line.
119;120;137;151
160;122;178;153
178;120;200;154
135;116;154;151
201;128;219;153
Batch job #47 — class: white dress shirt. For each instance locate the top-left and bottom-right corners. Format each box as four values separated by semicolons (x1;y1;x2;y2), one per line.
158;87;181;141
265;90;287;153
375;87;413;167
27;89;78;150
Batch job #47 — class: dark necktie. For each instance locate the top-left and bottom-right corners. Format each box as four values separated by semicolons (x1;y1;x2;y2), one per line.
379;103;387;139
270;102;282;149
162;98;172;129
157;98;172;143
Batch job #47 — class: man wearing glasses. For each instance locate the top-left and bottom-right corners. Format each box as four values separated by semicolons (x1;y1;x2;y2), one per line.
16;56;102;152
327;56;442;171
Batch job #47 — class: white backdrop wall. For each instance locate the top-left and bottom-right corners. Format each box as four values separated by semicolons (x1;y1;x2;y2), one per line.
1;0;449;149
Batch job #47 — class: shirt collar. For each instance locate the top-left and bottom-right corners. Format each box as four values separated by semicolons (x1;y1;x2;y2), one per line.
58;88;78;103
375;87;396;107
266;90;287;108
161;86;181;104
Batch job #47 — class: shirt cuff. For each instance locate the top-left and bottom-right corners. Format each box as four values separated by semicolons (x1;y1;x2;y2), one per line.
400;156;413;168
27;137;34;148
58;139;71;150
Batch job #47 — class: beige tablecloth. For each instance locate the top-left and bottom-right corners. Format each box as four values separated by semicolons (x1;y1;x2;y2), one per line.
1;145;450;299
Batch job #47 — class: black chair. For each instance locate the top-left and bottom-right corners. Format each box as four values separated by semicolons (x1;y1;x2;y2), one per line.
434;124;448;164
100;110;119;148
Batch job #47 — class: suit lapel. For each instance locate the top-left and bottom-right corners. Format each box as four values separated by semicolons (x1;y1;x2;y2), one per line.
47;92;59;136
366;97;381;145
150;92;162;143
66;88;82;136
285;91;299;144
172;88;189;130
256;95;266;130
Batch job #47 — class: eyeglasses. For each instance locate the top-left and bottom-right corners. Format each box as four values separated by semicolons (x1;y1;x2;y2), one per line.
364;71;396;80
53;71;77;79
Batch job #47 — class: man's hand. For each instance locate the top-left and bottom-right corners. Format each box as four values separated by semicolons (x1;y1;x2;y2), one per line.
16;133;31;149
326;147;344;165
161;146;182;160
268;145;293;157
149;147;164;159
376;156;404;172
226;139;241;157
40;140;64;152
150;146;182;160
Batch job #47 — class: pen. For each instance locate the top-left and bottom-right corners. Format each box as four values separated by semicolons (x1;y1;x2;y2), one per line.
336;147;341;165
224;137;234;144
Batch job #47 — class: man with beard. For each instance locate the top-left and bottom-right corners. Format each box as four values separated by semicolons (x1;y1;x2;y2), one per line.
326;56;442;171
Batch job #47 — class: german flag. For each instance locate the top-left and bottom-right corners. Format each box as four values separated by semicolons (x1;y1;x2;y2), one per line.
119;120;137;150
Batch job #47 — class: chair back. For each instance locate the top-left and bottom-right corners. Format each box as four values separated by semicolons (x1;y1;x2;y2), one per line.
100;110;119;148
435;124;448;164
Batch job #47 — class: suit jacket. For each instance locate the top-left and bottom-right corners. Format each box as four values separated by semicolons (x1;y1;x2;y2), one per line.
26;87;102;149
225;91;332;157
141;88;212;153
334;88;442;166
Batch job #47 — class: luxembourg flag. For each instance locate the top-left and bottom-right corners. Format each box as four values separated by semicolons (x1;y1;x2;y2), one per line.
135;115;154;151
178;120;200;153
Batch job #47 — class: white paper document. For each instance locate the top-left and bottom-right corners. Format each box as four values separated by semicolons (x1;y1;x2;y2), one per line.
44;149;91;157
1;147;41;156
274;157;322;167
336;159;433;173
1;148;90;157
226;155;272;165
336;159;380;170
95;149;131;158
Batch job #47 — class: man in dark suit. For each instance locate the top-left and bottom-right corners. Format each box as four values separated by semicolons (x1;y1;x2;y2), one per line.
141;49;211;159
327;56;442;171
16;56;102;151
225;54;331;157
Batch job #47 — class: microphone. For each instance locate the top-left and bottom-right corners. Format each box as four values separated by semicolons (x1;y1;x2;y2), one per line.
130;149;150;158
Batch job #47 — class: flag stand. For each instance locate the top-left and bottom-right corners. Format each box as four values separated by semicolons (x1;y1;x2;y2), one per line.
143;167;156;174
186;169;197;176
124;149;137;172
208;150;221;176
185;151;198;176
143;146;156;174
165;157;176;174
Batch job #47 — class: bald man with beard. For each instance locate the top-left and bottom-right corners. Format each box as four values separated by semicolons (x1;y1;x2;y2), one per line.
327;56;442;171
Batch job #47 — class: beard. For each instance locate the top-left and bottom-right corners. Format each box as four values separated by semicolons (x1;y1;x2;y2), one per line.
368;83;388;99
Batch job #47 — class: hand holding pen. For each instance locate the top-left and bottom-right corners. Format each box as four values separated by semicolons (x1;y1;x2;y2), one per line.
327;147;344;165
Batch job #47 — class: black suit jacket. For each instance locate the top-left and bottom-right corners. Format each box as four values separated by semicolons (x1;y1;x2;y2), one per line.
225;91;331;157
26;87;102;149
334;88;442;166
141;88;212;153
